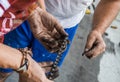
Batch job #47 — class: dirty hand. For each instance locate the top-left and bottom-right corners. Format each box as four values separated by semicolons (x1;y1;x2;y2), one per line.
28;7;68;53
82;30;106;59
19;55;53;82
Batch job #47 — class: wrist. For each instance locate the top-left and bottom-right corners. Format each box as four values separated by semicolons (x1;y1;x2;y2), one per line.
92;27;105;35
15;48;32;73
92;23;108;35
11;50;23;70
0;43;22;69
90;30;103;38
27;3;38;15
28;7;43;21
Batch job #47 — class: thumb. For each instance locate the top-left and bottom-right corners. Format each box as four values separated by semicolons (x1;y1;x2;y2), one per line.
85;34;96;52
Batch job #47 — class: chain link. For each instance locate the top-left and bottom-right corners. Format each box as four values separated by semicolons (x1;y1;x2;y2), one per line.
47;38;69;80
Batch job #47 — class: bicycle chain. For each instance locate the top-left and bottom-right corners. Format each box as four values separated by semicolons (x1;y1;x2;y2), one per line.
47;38;69;80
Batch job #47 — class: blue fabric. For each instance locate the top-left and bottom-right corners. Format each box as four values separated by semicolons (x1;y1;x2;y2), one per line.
0;20;79;73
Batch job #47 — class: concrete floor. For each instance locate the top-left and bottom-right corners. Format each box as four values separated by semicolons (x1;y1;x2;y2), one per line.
5;1;120;82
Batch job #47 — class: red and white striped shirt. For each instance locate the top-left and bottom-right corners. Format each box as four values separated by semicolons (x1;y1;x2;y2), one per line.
0;0;37;42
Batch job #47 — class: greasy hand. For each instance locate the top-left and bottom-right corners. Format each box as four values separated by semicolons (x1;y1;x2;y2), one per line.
28;7;68;53
19;56;53;82
82;30;106;59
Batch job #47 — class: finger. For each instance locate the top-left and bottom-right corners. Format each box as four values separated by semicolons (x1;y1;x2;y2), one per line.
40;33;64;53
45;46;59;53
85;47;104;59
92;39;106;58
39;10;68;39
85;34;96;50
53;20;68;39
51;29;61;39
45;12;68;38
40;35;58;48
85;40;106;59
28;13;44;36
28;16;59;52
82;35;96;56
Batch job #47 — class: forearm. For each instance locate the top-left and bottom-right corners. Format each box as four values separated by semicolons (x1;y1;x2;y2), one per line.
37;0;46;11
92;0;120;34
0;43;22;70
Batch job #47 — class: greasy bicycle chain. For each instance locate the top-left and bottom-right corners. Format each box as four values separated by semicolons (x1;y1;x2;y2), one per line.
47;38;69;80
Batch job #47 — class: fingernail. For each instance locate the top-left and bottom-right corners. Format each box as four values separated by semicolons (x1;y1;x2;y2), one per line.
82;49;89;56
85;49;89;52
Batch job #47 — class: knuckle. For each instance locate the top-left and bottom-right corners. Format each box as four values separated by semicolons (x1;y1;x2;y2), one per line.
103;48;106;52
101;45;106;52
93;51;101;58
85;44;91;49
93;48;101;56
86;51;93;56
93;50;98;56
104;44;106;49
102;43;106;50
86;42;94;49
88;34;94;40
100;42;106;49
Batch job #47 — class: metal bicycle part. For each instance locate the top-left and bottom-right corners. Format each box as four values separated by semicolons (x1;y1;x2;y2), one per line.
47;38;69;80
